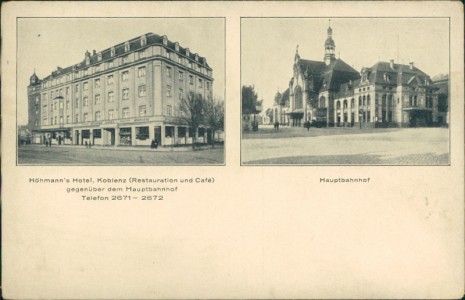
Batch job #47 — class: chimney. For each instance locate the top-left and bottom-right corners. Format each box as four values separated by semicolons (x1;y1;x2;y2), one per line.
390;59;395;69
409;62;414;70
93;50;97;55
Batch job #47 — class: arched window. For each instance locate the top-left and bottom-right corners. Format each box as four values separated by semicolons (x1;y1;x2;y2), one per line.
367;95;371;106
351;98;355;107
363;95;366;106
343;100;348;109
336;101;341;109
294;86;303;109
358;96;362;106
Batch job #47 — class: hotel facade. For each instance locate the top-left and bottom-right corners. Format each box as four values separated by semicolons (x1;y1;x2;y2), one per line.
273;24;448;128
28;32;213;147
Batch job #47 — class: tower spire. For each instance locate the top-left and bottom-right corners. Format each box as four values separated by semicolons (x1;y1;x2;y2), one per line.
324;20;336;65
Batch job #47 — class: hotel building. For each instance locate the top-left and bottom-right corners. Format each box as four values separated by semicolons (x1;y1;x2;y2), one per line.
28;32;213;146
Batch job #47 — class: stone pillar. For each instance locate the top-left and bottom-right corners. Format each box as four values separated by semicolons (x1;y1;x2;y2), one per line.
131;126;136;146
161;125;166;146
174;125;178;145
115;127;120;146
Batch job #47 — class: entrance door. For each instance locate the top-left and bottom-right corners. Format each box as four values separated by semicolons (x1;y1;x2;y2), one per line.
154;126;162;146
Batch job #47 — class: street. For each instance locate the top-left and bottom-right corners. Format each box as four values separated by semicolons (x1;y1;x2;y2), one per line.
18;145;224;165
242;127;450;165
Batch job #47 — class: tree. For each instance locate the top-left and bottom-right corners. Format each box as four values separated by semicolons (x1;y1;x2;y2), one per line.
242;85;259;115
204;97;225;148
178;91;205;149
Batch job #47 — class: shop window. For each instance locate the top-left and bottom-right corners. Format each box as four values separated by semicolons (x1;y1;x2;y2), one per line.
178;127;186;138
136;126;149;140
93;129;102;138
165;126;174;138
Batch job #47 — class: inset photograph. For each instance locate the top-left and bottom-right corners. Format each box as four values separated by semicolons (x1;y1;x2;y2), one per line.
18;18;225;165
241;18;449;165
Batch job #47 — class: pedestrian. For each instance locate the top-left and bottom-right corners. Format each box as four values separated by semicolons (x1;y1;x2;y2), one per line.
85;141;88;148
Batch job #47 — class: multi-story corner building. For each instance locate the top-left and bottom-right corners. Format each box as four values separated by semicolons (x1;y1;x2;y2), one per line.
28;32;213;146
273;23;448;128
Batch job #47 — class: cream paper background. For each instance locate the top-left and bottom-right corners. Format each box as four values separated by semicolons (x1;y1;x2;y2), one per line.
2;1;464;299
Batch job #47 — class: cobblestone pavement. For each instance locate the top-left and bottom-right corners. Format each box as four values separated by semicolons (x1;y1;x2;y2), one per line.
18;144;224;165
242;128;449;165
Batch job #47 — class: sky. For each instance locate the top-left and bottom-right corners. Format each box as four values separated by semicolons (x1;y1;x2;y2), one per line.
241;18;450;111
17;18;225;125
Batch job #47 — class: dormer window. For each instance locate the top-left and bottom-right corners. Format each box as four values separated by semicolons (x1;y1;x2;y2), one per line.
85;56;90;65
175;42;179;52
124;41;130;52
162;35;168;46
195;53;199;62
97;53;102;61
186;48;190;56
111;47;115;57
141;35;147;46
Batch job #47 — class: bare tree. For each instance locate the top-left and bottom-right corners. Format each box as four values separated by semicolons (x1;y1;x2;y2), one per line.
178;91;205;149
204;97;224;148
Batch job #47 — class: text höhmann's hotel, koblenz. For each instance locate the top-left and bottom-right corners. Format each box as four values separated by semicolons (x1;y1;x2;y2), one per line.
28;33;213;146
273;24;448;128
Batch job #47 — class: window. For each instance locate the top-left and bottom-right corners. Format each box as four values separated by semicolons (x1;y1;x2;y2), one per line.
83;82;89;91
141;35;147;46
124;42;130;52
178;127;186;138
136;126;149;140
54;117;57;125
138;85;146;97
165;126;174;138
66;115;70;124
110;48;115;57
367;95;371;106
108;91;114;102
198;78;203;88
138;66;146;77
166;105;172;116
83;113;88;122
42;117;47;125
54;102;57;110
59;101;64;109
122;88;129;100
108;110;115;120
189;75;194;85
95;78;101;88
122;71;129;81
166;85;172;97
75;114;79;123
139;105;147;117
179;71;183;81
358;96;362;106
43;93;47;100
95;111;101;121
66;100;70;109
122;56;129;64
138;51;145;59
95;94;101;105
178;88;183;100
166;66;171;78
75;98;79;108
83;96;89;107
107;74;114;85
122;108;130;118
178;56;183;64
206;81;210;90
59;116;63;124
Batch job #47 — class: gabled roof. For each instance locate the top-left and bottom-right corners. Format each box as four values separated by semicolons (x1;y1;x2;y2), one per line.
366;61;433;86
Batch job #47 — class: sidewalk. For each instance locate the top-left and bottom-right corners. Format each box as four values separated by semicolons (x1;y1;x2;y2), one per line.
33;144;222;152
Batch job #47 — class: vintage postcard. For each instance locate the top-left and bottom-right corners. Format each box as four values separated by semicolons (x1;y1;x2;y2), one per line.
2;1;464;299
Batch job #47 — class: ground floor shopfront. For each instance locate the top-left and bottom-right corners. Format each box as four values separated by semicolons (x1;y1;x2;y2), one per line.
33;117;212;147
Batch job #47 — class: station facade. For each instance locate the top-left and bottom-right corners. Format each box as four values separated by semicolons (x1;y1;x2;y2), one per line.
273;23;448;128
28;32;213;146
